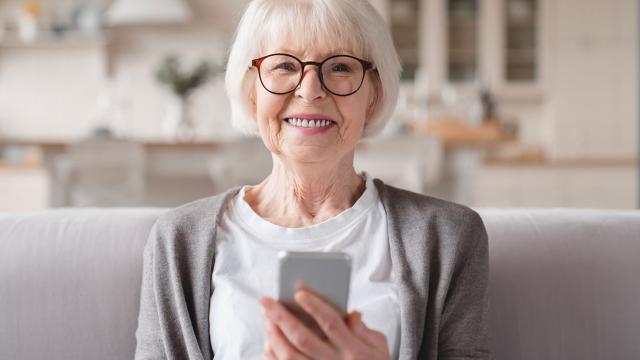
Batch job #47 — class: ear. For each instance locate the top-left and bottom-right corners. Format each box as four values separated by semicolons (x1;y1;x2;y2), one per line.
365;78;380;124
249;88;257;118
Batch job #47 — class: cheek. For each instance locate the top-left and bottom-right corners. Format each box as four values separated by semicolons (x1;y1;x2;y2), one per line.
255;91;287;127
254;90;290;152
335;96;370;136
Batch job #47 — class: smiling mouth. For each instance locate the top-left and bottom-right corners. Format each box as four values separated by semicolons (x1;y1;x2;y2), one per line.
283;118;336;128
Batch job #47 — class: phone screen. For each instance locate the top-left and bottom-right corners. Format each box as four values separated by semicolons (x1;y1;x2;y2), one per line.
277;251;352;338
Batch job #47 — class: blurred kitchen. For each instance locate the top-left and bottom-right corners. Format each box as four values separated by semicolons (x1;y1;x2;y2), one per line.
0;0;637;211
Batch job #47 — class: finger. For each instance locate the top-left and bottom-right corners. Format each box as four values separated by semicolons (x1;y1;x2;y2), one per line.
347;312;370;340
294;290;366;351
260;297;335;358
347;312;376;343
347;311;389;351
263;323;274;355
262;346;277;360
264;318;310;360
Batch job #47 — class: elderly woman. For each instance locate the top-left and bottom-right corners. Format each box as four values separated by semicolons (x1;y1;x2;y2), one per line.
134;0;490;359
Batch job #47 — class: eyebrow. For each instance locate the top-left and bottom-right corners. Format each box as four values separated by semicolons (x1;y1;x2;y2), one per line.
274;48;354;58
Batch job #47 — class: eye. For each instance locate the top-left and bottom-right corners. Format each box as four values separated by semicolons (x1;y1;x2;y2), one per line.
331;63;352;73
274;62;297;71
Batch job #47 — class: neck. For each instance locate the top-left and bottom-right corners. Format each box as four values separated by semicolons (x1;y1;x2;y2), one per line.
244;153;366;228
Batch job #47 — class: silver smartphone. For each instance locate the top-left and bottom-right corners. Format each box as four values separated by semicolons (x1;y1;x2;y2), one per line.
277;251;351;338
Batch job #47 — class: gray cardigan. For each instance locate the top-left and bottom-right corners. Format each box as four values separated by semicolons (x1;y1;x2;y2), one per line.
134;178;491;359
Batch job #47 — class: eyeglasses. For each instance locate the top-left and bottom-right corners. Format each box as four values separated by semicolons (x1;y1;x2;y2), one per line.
250;53;376;96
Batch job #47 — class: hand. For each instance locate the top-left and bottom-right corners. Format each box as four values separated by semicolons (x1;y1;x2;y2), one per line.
260;290;390;360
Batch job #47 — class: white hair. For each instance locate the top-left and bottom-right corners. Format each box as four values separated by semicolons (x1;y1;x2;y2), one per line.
224;0;402;138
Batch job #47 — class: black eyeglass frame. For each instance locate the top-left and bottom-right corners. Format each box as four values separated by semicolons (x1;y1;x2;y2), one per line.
250;53;376;96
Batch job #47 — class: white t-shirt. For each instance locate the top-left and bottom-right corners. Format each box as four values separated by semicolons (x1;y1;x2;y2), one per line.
209;172;400;359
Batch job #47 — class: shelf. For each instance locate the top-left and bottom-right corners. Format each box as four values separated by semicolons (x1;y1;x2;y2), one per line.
0;31;109;49
0;30;113;76
416;118;517;148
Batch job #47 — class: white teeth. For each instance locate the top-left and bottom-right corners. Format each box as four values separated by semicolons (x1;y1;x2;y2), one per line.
286;118;334;128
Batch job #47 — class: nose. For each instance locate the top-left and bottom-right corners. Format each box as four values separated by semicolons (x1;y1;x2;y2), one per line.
294;66;326;102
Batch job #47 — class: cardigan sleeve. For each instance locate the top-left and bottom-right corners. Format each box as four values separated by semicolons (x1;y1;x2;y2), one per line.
134;223;167;359
438;211;492;359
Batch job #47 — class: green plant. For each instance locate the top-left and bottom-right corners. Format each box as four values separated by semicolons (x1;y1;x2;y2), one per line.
155;55;217;98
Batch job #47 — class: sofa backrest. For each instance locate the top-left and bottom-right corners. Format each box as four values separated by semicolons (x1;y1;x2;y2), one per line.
0;208;164;360
481;208;640;360
1;207;639;359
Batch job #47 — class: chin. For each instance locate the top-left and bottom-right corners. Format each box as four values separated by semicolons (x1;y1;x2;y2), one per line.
280;148;333;165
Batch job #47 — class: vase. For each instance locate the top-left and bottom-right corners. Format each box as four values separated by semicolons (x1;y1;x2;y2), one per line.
162;96;196;142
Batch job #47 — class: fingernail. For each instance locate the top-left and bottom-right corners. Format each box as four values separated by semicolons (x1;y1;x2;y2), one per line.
260;297;274;309
296;291;312;303
352;311;362;322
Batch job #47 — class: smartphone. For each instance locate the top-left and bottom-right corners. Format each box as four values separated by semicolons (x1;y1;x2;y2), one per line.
277;251;351;338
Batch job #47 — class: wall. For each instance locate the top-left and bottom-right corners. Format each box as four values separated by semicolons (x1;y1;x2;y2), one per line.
546;0;638;159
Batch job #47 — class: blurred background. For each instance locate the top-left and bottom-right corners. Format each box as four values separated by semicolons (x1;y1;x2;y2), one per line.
0;0;637;211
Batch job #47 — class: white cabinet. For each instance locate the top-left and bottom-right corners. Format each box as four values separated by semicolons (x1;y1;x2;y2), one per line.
0;167;49;211
412;0;545;97
474;163;637;209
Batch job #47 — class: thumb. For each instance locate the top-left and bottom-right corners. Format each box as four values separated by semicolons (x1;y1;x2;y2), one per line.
347;311;367;335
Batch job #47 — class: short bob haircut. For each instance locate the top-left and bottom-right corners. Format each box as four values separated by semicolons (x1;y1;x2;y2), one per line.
225;0;402;139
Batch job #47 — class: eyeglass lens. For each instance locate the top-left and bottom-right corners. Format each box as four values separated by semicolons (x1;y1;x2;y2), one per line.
258;54;365;95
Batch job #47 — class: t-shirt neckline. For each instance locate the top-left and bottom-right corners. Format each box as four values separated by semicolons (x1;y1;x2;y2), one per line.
230;171;378;247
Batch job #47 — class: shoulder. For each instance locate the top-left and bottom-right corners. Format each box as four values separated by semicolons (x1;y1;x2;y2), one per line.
374;178;487;266
373;178;485;232
152;187;242;239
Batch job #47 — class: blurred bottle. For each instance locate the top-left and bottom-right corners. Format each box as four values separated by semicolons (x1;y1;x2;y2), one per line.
0;18;5;42
0;4;7;42
89;82;132;139
72;1;103;35
18;0;41;43
480;89;496;123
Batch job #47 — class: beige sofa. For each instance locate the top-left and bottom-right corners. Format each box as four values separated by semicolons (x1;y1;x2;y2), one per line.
1;206;639;359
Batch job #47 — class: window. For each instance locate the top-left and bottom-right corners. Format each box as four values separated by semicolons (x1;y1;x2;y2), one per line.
447;0;478;82
390;0;420;80
505;0;537;81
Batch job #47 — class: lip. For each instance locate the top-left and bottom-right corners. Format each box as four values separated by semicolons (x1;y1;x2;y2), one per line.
283;119;336;135
283;113;336;122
